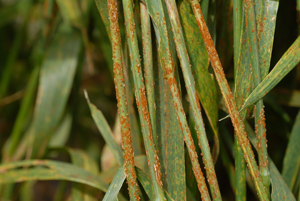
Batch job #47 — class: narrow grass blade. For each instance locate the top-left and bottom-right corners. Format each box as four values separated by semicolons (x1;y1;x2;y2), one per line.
30;24;81;158
243;0;270;192
53;181;68;201
151;3;186;199
241;36;300;110
121;0;165;199
255;0;279;79
178;0;219;163
123;46;143;155
154;35;186;200
103;165;126;201
144;0;211;200
187;1;269;200
246;122;296;201
85;93;123;165
106;0;140;199
136;167;174;201
0;160;126;201
20;181;35;201
94;0;111;38
3;66;39;160
140;2;157;149
0;0;31;99
282;111;300;190
233;0;247;199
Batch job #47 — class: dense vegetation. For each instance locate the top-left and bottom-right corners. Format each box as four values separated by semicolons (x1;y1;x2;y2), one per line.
0;0;299;200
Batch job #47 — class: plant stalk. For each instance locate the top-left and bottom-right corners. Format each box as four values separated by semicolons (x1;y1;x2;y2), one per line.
107;0;140;200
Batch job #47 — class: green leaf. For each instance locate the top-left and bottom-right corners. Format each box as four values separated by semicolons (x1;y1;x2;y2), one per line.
85;93;123;165
136;167;174;201
67;148;99;201
282;111;300;190
49;114;72;147
30;24;82;158
241;36;300;110
271;161;296;201
0;160;127;201
103;165;126;201
3;65;39;160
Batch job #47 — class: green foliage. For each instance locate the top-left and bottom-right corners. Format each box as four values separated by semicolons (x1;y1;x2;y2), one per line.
0;0;299;200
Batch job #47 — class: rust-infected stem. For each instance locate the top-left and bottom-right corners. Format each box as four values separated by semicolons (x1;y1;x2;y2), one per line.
188;0;269;200
243;0;270;194
140;3;158;147
107;0;139;200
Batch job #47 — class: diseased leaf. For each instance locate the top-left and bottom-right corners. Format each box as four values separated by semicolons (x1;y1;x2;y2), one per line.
0;160;126;201
103;165;126;201
94;0;110;38
136;167;174;201
178;0;219;161
144;0;211;199
282;111;300;190
255;0;279;79
245;122;296;201
271;161;297;201
30;24;82;158
155;40;186;200
242;36;300;110
233;1;248;199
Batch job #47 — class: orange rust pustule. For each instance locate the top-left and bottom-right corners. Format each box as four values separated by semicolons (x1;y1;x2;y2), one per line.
258;108;268;169
107;0;140;200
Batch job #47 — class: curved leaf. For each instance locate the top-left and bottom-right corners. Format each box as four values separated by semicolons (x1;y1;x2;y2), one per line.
241;36;300;110
0;160;126;201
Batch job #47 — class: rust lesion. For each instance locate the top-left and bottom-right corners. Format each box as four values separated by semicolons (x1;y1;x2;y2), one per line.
107;0;140;200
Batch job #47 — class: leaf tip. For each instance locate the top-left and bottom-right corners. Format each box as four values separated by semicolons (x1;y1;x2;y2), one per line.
84;89;90;103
